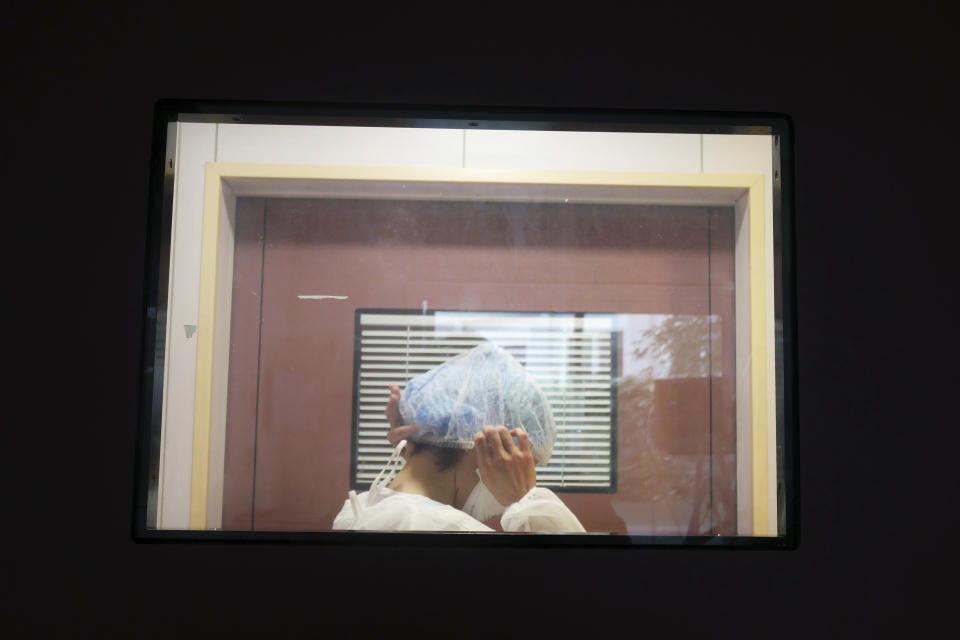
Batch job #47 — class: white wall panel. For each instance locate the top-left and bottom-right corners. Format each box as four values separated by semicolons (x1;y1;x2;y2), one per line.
464;130;701;172
158;122;217;529
216;123;464;167
702;134;773;177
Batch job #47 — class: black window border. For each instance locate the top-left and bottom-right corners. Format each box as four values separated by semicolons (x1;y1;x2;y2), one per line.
133;100;798;549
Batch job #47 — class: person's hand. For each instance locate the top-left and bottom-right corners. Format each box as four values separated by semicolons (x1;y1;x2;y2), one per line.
473;425;536;507
385;384;418;450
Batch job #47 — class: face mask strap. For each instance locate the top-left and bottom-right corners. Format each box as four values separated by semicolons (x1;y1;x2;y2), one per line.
370;439;407;493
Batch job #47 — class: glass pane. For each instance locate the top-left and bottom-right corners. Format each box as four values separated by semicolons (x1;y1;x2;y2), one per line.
140;114;789;544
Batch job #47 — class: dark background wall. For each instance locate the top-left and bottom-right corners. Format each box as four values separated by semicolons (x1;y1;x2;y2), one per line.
5;1;956;636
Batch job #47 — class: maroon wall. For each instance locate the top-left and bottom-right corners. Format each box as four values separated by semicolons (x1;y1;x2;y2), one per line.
223;197;735;534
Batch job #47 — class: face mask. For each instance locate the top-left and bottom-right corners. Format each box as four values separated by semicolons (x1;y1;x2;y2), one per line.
462;469;507;522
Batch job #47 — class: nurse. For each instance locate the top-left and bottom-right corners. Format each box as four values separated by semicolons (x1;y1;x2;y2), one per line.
332;342;585;532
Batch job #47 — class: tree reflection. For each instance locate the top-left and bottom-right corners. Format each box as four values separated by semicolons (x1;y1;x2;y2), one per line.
617;314;722;535
632;314;718;379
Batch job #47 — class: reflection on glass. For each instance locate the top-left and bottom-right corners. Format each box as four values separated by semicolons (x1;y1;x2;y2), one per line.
615;314;732;536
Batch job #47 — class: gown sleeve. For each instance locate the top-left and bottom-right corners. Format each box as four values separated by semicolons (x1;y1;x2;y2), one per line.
499;487;586;533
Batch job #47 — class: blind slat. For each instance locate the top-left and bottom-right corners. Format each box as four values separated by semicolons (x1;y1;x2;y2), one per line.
361;330;611;340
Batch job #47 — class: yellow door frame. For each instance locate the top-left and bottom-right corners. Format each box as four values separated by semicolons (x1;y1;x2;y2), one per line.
189;163;771;535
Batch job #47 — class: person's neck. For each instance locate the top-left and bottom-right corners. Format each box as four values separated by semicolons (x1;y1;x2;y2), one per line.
388;452;479;509
388;454;457;506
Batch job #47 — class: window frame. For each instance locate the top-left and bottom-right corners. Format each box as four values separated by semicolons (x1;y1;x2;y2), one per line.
132;100;798;548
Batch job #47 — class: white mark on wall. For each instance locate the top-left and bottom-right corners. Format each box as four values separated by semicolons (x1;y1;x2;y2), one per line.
297;295;349;300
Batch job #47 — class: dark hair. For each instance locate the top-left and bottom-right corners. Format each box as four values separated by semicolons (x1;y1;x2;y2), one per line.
409;443;466;472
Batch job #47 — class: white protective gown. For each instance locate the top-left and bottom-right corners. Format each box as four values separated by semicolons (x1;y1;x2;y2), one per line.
332;486;586;533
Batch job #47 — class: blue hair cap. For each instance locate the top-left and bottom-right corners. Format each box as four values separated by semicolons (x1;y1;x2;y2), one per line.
398;342;556;465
